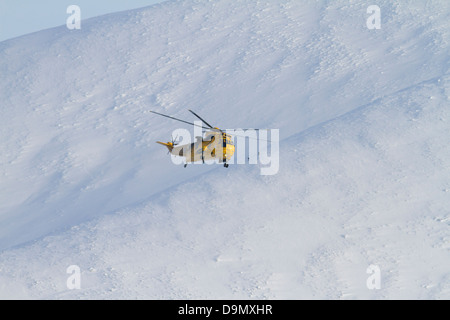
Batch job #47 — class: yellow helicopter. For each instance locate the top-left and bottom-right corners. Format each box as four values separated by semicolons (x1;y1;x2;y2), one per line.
150;110;257;168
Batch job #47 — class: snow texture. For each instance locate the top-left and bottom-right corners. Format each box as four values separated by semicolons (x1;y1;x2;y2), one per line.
0;0;449;299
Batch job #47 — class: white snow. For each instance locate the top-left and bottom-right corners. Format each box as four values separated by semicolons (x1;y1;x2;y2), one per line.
0;0;449;299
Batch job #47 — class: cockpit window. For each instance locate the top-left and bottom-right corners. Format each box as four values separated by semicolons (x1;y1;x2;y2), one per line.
222;134;234;145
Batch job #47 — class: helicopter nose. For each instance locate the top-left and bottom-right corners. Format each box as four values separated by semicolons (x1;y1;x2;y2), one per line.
226;144;235;158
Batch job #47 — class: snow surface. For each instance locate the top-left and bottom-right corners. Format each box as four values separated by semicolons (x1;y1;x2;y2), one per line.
0;0;449;299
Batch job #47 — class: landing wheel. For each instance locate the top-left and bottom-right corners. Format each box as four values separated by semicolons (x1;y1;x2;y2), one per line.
224;163;229;168
184;164;187;168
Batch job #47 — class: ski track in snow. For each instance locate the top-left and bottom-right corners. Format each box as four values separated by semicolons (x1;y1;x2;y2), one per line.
0;0;449;299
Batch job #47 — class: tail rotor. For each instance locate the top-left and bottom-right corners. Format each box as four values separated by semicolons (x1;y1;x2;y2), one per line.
167;134;179;154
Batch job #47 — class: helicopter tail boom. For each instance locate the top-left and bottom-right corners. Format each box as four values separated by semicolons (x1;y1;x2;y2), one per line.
156;141;174;153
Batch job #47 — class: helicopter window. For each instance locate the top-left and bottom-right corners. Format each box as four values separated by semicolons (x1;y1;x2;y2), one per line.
223;138;233;145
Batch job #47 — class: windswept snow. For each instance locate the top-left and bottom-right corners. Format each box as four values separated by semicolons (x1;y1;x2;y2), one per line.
0;0;449;299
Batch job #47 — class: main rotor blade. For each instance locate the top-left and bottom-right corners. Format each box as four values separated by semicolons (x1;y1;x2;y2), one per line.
188;109;215;129
232;128;268;131
149;110;212;130
223;129;271;142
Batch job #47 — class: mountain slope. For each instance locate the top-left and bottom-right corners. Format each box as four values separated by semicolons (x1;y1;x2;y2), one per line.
1;74;449;299
0;0;449;299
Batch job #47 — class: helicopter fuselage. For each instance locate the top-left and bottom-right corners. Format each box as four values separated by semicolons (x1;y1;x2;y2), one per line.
159;131;235;164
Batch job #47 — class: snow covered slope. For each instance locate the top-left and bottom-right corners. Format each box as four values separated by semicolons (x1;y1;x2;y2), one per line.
0;0;449;299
